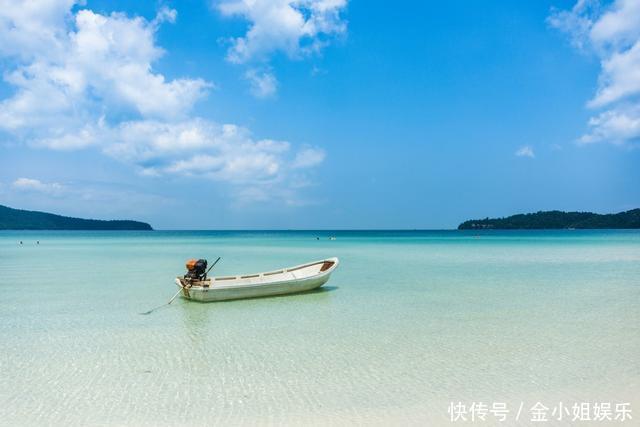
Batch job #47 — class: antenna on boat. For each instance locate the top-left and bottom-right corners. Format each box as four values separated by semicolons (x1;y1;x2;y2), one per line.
205;257;221;279
140;257;222;315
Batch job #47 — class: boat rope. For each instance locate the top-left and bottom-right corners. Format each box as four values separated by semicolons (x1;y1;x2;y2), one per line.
139;282;188;315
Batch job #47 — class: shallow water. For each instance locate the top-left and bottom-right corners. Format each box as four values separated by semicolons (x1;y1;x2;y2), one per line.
1;230;639;426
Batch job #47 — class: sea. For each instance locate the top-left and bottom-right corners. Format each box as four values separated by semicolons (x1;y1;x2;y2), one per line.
1;230;638;426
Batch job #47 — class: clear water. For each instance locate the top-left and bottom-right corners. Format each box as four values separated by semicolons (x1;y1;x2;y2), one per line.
1;230;639;426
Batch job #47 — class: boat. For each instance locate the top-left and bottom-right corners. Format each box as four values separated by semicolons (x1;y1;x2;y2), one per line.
174;257;339;302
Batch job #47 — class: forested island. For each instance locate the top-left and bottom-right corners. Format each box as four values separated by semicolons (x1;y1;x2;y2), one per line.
458;209;640;230
0;204;153;230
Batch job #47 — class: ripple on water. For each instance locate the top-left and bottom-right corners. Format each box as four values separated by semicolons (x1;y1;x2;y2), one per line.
1;230;639;425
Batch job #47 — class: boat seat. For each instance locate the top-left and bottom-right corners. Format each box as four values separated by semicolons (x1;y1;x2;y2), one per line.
320;261;334;272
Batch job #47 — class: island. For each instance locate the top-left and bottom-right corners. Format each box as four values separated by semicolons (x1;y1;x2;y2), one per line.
0;204;153;230
458;209;640;230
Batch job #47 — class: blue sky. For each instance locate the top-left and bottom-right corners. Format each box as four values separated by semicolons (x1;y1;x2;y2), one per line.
0;0;638;229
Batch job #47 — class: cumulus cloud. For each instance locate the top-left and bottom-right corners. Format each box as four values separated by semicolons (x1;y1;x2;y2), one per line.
217;0;348;63
0;0;77;60
216;0;348;96
579;104;640;144
0;1;325;204
104;119;298;185
515;146;535;158
549;0;640;145
0;2;210;152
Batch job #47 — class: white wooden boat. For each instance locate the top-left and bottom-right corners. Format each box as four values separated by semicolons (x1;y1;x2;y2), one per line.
175;257;339;302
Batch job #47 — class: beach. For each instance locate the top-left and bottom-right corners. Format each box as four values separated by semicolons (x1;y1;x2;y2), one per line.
1;230;638;426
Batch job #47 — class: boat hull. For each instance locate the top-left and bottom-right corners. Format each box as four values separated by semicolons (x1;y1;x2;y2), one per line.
174;258;338;302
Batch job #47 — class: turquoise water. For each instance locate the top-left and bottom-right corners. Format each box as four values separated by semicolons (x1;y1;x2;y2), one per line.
1;230;639;426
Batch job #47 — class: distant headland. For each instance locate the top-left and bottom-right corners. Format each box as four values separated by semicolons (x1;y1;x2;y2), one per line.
0;204;153;230
458;209;640;230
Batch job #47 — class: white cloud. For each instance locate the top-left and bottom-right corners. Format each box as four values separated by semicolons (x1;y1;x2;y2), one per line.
12;177;65;195
588;40;640;108
549;0;640;145
515;146;535;158
216;0;347;96
102;120;306;188
589;0;640;47
0;0;78;60
292;146;325;168
6;177;172;219
0;1;325;205
244;68;278;98
579;104;640;144
0;5;210;140
217;0;348;63
152;6;178;26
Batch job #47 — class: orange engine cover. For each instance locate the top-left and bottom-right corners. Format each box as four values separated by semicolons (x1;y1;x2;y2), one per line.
185;259;198;271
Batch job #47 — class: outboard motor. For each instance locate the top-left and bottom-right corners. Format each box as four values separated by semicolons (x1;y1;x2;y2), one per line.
185;258;208;281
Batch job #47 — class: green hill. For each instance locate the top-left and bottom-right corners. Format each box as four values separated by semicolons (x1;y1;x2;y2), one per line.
0;204;153;230
458;209;640;230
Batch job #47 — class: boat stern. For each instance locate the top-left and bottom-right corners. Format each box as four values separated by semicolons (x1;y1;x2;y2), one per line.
174;278;193;300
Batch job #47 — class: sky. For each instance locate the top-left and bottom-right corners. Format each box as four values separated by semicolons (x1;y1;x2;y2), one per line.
0;0;638;229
